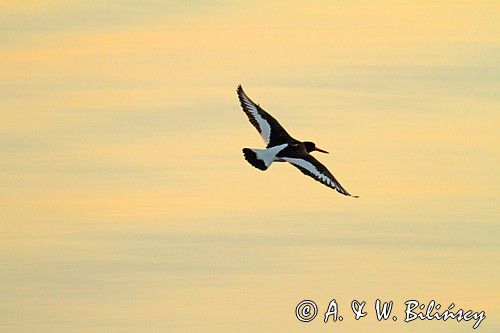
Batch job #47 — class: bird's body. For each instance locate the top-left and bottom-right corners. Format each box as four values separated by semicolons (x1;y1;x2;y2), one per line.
237;85;358;197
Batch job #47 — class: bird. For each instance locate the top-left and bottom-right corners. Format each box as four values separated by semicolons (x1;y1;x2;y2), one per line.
236;85;358;197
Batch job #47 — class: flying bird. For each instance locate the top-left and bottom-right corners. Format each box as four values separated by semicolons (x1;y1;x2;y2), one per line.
237;85;358;197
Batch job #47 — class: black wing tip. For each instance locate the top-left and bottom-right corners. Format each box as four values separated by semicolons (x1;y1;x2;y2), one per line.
236;85;246;101
338;189;359;198
236;85;248;107
335;186;358;198
340;189;359;198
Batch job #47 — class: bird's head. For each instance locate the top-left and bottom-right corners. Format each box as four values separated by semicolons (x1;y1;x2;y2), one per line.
303;141;329;154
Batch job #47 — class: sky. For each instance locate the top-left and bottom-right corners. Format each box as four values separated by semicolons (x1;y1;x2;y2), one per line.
1;1;499;332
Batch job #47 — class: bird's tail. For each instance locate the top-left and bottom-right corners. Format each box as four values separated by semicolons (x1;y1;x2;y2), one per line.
242;148;273;171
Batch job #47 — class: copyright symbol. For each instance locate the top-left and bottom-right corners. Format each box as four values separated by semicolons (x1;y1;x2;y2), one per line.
295;300;318;322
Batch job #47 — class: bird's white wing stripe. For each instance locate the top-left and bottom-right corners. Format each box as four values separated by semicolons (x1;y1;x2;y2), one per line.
283;157;337;189
267;143;288;155
241;95;271;144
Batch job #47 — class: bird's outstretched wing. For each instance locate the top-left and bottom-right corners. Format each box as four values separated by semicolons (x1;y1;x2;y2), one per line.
237;85;294;146
282;154;358;197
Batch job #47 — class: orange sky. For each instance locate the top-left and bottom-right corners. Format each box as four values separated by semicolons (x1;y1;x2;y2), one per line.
1;1;499;332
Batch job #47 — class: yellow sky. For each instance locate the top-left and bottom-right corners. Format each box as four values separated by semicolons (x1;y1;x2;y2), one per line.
1;1;499;332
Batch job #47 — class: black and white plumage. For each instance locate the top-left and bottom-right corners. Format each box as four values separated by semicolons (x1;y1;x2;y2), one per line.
237;85;358;197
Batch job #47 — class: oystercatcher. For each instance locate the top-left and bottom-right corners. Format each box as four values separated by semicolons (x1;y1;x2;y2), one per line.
237;85;358;197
